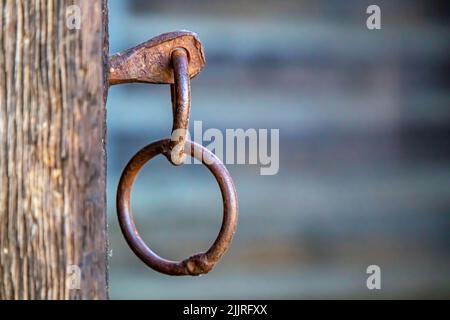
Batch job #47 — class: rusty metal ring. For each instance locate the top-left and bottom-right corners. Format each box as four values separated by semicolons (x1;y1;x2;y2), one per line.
116;139;238;276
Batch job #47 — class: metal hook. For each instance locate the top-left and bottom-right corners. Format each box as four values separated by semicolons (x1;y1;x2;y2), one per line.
110;31;238;276
169;48;190;166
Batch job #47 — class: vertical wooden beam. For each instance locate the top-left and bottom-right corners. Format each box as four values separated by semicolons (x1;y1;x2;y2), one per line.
0;0;108;299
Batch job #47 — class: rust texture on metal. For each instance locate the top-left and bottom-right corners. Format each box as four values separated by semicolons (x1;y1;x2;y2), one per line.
169;48;191;165
108;31;206;86
116;139;238;276
111;30;238;276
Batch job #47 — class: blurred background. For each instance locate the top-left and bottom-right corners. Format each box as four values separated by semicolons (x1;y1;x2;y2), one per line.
107;0;450;299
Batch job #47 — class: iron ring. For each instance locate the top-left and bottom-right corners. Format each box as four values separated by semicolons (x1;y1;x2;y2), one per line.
116;139;238;276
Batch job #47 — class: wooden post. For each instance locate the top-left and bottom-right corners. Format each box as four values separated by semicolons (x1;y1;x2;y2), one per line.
0;0;108;299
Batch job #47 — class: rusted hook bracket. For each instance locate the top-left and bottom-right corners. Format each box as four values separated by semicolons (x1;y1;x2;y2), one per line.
170;48;191;166
108;31;205;86
110;30;238;277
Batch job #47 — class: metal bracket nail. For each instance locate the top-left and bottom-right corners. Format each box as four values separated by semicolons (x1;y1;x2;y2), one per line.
108;30;206;86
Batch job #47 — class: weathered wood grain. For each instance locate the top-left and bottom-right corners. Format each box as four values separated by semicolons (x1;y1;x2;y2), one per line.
0;0;108;299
